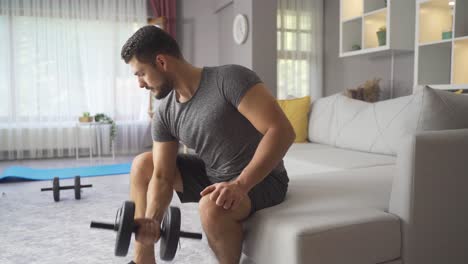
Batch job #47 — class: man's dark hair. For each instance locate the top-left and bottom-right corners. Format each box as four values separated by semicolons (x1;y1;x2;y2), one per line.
121;25;182;64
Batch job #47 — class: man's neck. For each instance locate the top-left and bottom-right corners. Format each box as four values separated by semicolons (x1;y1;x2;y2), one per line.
173;62;203;103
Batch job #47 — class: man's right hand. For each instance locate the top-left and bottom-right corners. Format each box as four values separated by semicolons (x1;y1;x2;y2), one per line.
134;218;161;246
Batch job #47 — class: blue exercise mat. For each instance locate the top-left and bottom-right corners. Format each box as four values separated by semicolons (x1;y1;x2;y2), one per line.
0;163;132;181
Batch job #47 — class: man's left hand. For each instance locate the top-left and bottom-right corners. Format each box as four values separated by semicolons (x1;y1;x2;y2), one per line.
200;180;249;210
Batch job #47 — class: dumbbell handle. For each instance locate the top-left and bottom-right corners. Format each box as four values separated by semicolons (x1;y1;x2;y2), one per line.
90;221;115;230
179;231;203;239
41;184;92;191
90;221;202;240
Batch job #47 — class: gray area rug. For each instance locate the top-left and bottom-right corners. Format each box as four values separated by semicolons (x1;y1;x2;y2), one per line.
0;173;225;264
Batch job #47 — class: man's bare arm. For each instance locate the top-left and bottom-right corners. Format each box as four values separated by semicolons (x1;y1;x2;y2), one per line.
145;140;179;222
235;83;295;191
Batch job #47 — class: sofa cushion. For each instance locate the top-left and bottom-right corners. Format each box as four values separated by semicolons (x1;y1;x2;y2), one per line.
308;86;468;156
284;143;396;177
418;86;468;130
277;96;311;143
243;165;400;264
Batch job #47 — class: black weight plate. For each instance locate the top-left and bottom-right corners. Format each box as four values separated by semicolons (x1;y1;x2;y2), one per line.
160;206;181;261
74;176;81;200
53;177;60;202
115;201;135;257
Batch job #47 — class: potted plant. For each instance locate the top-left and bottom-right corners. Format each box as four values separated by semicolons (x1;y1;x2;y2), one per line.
352;44;361;51
376;26;386;46
79;112;94;123
94;113;117;142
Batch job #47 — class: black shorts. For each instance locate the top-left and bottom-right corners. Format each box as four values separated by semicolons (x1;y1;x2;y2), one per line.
175;154;289;217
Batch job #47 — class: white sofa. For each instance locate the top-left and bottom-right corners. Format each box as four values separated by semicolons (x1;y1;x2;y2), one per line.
242;87;468;264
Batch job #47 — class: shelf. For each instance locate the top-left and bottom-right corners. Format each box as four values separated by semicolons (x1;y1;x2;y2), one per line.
419;0;454;44
418;41;452;85
342;0;363;21
340;0;414;57
342;15;362;23
364;0;387;13
340;45;388;58
342;18;362;53
364;7;388;17
418;38;452;47
453;38;468;85
454;0;468;38
455;35;468;41
363;8;387;49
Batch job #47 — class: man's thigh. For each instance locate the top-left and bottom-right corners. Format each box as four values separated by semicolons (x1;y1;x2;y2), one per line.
175;154;212;203
247;172;288;217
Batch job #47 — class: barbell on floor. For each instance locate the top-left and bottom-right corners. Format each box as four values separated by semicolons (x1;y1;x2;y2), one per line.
40;176;92;202
90;200;202;260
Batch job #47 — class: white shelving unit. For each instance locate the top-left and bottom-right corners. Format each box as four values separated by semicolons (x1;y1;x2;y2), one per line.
339;0;415;57
414;0;468;92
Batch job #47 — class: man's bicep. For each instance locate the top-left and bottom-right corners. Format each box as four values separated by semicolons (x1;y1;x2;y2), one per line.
152;140;179;180
237;83;292;135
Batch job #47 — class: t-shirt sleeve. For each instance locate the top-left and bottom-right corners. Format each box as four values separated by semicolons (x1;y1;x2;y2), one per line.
151;105;177;142
217;65;263;107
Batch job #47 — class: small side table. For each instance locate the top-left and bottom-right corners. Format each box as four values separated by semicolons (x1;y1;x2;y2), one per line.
75;122;115;160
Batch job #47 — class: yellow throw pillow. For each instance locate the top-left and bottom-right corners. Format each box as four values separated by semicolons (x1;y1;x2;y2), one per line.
455;89;463;94
277;96;311;143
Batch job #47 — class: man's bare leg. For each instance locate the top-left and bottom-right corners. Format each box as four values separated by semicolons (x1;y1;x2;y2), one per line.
199;195;252;264
129;152;183;264
130;152;156;263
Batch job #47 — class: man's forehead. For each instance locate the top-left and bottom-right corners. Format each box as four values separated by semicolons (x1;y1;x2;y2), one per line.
129;59;143;73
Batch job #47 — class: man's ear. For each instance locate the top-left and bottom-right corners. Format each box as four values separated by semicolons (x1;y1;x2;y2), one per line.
155;55;168;71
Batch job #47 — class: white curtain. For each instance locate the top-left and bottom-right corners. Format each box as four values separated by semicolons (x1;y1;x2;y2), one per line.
0;0;152;160
277;0;323;100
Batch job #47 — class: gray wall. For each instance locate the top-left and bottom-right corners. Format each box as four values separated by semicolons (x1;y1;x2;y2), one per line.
176;0;219;67
176;0;277;96
323;0;414;99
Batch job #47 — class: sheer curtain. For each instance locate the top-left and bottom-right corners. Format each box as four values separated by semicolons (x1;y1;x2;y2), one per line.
0;0;150;160
277;0;323;100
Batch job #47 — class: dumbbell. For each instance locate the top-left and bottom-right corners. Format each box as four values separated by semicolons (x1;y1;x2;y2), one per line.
40;176;92;202
90;201;202;260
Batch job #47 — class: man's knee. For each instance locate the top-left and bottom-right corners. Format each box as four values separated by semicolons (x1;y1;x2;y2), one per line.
130;151;153;184
199;195;228;233
198;195;251;224
199;195;223;222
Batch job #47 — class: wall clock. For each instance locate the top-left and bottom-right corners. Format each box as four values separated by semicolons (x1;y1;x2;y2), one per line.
233;14;249;45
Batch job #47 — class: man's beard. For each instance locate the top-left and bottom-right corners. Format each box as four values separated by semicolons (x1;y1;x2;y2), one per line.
152;77;173;99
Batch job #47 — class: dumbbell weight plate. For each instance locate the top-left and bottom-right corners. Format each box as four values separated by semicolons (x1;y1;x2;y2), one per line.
160;206;181;261
74;176;81;200
115;201;135;257
53;177;60;202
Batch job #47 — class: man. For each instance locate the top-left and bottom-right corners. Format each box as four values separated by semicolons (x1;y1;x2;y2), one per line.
121;25;295;264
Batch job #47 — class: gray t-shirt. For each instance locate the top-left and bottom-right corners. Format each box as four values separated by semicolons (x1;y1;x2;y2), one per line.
152;64;287;183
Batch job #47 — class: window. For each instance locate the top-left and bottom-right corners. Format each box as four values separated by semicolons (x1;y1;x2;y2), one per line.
0;15;145;123
277;10;313;99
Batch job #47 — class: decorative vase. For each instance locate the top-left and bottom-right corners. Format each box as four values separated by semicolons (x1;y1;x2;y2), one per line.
442;31;452;40
376;30;386;46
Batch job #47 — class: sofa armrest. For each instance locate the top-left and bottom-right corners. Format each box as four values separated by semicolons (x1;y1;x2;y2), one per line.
389;128;468;264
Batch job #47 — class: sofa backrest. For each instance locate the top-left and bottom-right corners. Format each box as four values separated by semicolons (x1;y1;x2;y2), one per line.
308;86;468;156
